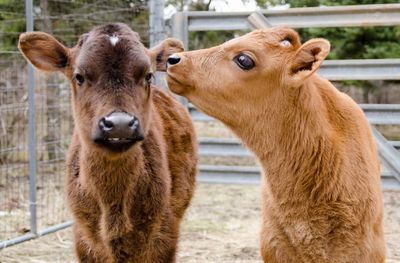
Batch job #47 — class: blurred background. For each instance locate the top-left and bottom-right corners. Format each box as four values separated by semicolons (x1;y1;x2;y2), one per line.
0;0;399;262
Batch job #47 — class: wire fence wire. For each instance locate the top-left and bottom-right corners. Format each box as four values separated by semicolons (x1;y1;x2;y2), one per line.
0;52;30;242
0;49;74;246
0;0;150;248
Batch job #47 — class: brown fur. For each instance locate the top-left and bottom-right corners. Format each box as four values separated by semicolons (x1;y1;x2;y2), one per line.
19;23;197;263
166;28;385;262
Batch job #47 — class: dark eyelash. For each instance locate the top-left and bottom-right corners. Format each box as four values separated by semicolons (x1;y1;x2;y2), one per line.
282;36;292;43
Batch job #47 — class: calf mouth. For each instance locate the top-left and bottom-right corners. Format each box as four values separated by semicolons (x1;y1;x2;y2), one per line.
166;73;191;95
94;136;144;152
166;73;182;85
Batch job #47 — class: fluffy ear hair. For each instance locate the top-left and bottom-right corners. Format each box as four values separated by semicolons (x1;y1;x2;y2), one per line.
148;38;184;72
288;38;330;83
18;32;69;71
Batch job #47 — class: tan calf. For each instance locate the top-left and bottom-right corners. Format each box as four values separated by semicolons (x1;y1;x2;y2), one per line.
19;23;197;262
166;28;385;262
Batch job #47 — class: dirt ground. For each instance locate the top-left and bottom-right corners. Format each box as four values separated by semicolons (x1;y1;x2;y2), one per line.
0;184;399;263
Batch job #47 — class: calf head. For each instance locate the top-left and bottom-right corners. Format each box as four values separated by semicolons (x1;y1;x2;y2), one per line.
166;27;329;126
19;23;183;153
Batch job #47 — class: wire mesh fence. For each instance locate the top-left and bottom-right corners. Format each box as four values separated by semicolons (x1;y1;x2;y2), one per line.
0;0;150;248
0;51;30;243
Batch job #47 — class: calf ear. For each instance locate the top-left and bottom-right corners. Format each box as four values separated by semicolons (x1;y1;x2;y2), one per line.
288;38;330;84
148;38;184;72
18;32;69;72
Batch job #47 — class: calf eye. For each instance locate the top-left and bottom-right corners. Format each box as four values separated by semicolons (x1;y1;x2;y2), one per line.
145;72;154;84
280;39;292;47
75;73;85;86
234;54;255;70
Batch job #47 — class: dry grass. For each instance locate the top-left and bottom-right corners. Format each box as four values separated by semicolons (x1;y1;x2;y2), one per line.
200;156;257;166
0;184;399;263
195;122;236;138
0;162;69;242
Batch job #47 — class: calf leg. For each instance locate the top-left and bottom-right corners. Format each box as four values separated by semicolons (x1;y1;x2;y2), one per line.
150;217;179;263
74;226;108;263
153;236;177;263
260;219;303;263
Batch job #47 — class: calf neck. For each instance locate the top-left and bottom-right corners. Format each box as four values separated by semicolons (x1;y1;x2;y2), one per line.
166;28;385;262
19;23;197;262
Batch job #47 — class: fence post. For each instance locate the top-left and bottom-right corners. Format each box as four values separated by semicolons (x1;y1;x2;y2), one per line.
247;11;272;29
25;0;37;236
170;12;189;106
170;12;188;50
149;0;166;47
149;0;167;88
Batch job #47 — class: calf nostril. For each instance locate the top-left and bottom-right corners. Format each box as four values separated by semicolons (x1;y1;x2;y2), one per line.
128;118;137;128
103;118;114;129
100;117;114;131
167;55;181;65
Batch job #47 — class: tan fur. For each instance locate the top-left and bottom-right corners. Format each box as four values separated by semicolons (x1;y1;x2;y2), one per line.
166;27;385;262
19;23;197;263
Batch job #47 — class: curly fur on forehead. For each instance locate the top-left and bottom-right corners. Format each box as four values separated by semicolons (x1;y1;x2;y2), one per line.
94;23;140;40
77;23;142;49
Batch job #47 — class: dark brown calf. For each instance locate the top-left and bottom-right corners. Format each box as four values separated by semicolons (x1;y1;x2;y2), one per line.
19;23;197;263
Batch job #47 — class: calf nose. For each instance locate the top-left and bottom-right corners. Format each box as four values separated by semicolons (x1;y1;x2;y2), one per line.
99;112;140;139
167;54;181;66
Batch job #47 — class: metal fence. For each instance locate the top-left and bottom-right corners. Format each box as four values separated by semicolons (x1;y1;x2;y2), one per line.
0;47;72;249
167;4;400;189
1;1;400;250
0;0;150;249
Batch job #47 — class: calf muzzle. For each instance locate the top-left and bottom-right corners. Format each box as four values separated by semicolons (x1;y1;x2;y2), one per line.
94;111;144;152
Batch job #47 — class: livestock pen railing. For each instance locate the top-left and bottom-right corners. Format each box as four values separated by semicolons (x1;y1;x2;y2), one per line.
167;3;400;189
0;0;150;249
1;2;400;250
0;1;73;249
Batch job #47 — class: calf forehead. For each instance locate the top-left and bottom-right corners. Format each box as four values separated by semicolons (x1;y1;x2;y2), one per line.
246;28;301;47
76;24;150;78
223;28;301;50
